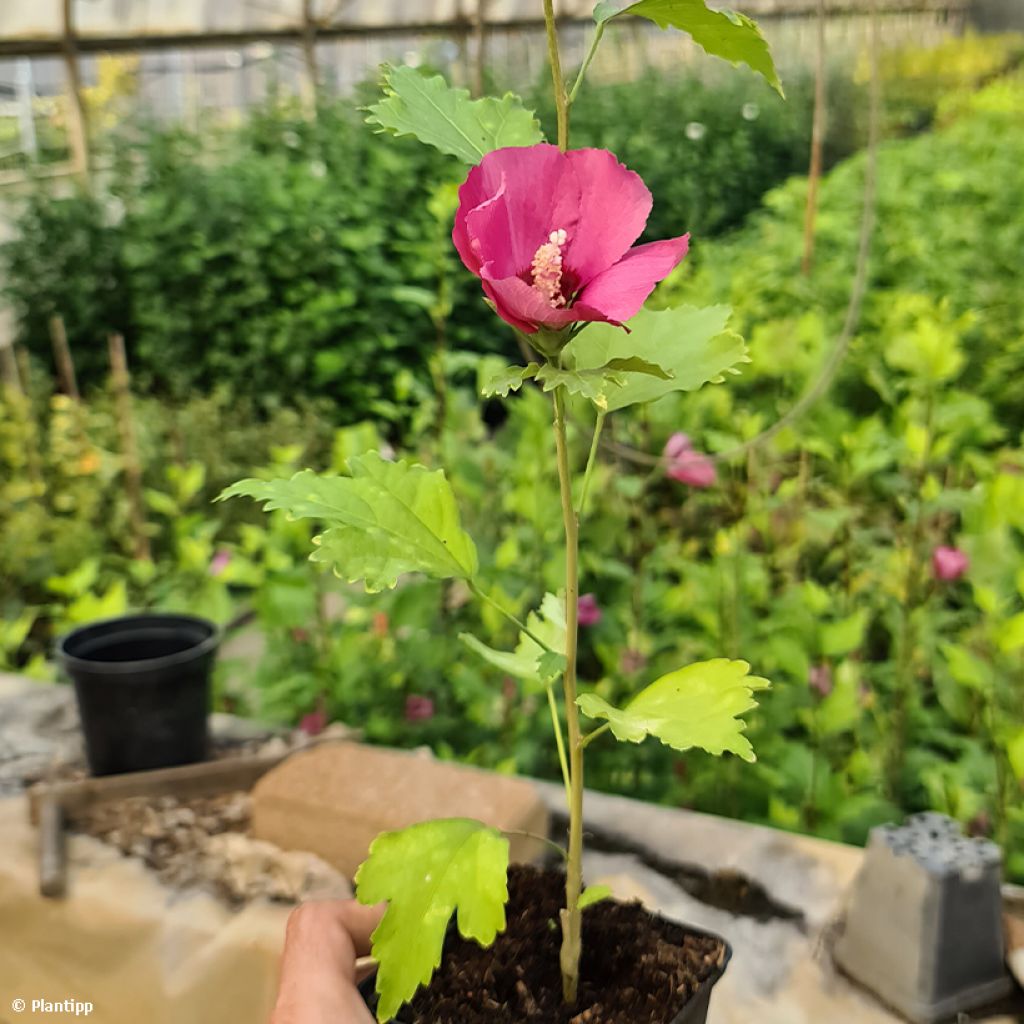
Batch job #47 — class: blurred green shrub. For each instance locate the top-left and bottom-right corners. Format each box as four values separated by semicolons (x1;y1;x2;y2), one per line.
861;31;1024;133
662;71;1024;433
2;69;859;417
532;66;865;240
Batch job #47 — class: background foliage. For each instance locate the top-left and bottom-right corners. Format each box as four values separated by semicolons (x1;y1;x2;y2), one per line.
2;40;1023;874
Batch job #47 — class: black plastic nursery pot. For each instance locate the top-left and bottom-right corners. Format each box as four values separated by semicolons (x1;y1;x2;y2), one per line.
358;864;732;1024
57;613;219;776
358;932;730;1024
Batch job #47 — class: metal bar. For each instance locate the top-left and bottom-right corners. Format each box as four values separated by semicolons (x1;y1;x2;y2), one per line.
0;2;969;58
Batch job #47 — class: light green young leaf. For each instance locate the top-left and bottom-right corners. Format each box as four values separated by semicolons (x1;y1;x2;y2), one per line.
941;642;994;694
577;658;769;762
482;363;540;398
815;662;861;738
365;66;544;164
593;0;782;95
820;609;869;658
1006;729;1024;783
997;611;1024;653
579;883;613;909
355;819;509;1022
219;453;477;592
460;593;566;691
564;305;748;412
537;650;569;679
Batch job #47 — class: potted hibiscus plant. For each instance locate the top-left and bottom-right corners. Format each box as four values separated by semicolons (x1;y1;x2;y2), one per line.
224;2;782;1020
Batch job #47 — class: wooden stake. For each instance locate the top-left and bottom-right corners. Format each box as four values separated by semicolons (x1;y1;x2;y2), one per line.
0;343;21;395
60;0;90;188
108;333;151;562
472;0;491;98
300;0;320;121
48;315;80;400
801;0;828;276
13;346;45;492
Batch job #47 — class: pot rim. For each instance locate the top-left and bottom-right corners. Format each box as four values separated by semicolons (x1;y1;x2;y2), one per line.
56;613;220;676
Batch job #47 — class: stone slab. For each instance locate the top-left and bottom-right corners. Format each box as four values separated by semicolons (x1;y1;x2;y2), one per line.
251;742;550;876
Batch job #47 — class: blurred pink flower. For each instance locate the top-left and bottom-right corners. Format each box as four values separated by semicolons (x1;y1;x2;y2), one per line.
620;648;647;675
453;145;689;334
208;549;231;577
667;450;717;488
663;432;692;461
299;710;327;736
933;546;969;582
808;664;833;697
577;593;602;627
404;695;435;723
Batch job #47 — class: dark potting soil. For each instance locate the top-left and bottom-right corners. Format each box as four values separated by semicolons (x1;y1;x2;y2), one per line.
400;864;725;1024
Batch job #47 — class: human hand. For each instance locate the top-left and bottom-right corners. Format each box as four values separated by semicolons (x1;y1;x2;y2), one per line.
271;899;384;1024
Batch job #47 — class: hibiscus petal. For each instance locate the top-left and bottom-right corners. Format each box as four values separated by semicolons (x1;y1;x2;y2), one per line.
564;149;653;285
577;235;690;322
453;145;579;279
483;276;619;334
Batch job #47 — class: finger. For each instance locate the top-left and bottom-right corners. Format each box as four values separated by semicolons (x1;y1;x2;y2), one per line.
336;901;386;959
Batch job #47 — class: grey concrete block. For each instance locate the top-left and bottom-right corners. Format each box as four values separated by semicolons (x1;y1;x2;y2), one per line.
835;812;1012;1023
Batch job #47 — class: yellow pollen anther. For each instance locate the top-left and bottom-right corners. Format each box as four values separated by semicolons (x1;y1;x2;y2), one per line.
531;229;568;308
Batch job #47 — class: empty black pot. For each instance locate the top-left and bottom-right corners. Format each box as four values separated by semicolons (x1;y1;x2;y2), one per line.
57;613;219;776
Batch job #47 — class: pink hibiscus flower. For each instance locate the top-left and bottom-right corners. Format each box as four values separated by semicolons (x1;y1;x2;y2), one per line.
933;546;969;582
404;694;435;722
299;709;327;736
668;451;717;488
453;145;689;336
663;433;717;488
577;593;602;627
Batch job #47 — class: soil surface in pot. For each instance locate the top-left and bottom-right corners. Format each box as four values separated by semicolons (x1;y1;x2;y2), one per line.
401;864;725;1024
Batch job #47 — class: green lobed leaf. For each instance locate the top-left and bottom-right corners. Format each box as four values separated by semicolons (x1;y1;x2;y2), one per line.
564;305;748;412
365;66;544;164
355;819;510;1022
594;0;782;95
460;593;566;691
481;363;540;398
219;452;477;592
577;658;769;762
533;364;621;410
602;356;673;379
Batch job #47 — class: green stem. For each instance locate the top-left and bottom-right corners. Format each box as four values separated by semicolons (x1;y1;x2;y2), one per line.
580;722;611;749
575;410;606;519
887;390;936;799
547;685;572;802
502;827;569;861
553;387;584;1004
568;22;606;105
469;581;556;655
542;0;569;151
